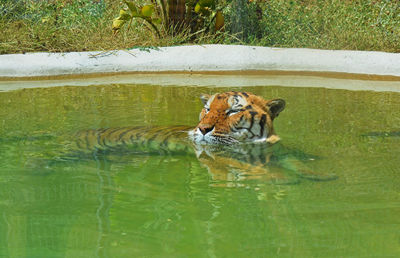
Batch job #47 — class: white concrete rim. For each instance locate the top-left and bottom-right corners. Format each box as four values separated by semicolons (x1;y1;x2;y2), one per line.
0;45;399;78
1;45;400;93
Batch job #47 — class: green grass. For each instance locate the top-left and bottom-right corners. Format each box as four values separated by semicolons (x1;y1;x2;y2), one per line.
0;0;155;54
259;0;400;52
0;0;399;54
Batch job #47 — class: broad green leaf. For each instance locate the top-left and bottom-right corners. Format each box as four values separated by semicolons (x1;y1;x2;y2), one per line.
112;18;126;31
194;3;202;13
141;5;154;17
215;10;224;31
119;9;132;21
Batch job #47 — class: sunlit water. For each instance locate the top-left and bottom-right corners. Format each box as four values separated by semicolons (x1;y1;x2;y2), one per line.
0;84;399;257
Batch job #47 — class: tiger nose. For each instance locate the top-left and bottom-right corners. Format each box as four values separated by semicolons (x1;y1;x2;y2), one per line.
199;125;214;135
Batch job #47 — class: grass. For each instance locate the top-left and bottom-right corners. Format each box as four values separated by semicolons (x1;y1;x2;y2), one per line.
259;0;400;52
0;0;158;54
0;0;399;54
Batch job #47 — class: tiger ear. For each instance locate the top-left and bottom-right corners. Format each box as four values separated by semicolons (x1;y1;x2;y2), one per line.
200;94;211;105
266;99;285;119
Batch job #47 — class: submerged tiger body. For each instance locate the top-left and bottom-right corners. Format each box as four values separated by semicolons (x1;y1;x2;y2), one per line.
71;125;193;154
59;91;335;183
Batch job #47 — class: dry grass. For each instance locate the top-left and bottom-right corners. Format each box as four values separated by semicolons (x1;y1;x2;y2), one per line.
259;0;400;52
0;0;399;54
0;1;149;54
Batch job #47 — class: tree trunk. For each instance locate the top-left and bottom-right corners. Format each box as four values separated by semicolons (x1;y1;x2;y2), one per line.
167;0;187;32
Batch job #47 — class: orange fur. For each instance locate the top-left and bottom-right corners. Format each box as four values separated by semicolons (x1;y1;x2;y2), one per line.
192;91;285;144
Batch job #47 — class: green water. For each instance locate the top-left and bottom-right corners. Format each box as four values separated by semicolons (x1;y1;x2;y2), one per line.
0;84;399;257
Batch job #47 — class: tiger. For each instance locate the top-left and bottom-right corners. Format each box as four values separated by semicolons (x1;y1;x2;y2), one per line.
71;92;283;151
59;91;336;183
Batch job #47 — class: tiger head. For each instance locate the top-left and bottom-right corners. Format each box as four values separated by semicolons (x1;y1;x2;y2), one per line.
189;91;285;145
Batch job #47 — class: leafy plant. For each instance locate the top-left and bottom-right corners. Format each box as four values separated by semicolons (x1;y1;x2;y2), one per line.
112;1;161;37
112;0;225;38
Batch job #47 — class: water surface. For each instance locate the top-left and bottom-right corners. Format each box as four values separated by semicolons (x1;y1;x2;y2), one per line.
0;84;399;257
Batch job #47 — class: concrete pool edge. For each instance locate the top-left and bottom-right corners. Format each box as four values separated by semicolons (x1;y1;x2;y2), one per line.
0;45;400;79
2;73;400;93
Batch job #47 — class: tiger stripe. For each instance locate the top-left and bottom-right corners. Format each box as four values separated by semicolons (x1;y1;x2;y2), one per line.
71;125;193;154
191;91;285;144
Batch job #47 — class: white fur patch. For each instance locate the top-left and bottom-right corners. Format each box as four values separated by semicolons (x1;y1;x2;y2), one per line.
227;94;247;109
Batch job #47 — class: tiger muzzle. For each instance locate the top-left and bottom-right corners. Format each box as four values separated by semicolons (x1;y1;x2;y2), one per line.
198;125;214;135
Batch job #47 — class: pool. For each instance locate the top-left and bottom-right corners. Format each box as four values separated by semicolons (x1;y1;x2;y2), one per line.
0;76;400;257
